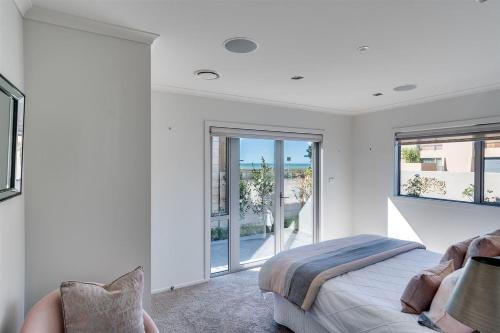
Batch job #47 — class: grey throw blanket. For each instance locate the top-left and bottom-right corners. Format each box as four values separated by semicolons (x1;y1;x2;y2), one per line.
259;234;425;310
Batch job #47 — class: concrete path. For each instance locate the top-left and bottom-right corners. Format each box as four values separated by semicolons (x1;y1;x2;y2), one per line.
210;227;313;273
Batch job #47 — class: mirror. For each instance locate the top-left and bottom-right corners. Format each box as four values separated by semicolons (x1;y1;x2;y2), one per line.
0;73;25;202
0;92;11;189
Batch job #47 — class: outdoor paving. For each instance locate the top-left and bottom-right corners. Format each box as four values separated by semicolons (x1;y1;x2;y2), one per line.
210;227;313;273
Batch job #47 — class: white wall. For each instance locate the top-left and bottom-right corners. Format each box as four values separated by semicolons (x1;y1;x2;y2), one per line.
152;91;352;291
352;89;500;253
24;20;151;310
0;0;25;331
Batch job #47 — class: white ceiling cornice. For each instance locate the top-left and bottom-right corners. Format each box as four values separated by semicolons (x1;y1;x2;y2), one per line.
152;84;352;116
153;82;500;116
13;0;32;16
24;6;159;45
354;82;500;115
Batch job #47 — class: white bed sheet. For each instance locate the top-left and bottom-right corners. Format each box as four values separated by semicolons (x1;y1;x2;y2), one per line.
307;249;442;333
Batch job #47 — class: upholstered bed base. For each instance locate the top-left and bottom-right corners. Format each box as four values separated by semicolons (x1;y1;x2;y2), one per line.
273;294;329;333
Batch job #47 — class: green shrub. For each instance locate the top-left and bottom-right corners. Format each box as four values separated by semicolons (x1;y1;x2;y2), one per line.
284;216;297;229
211;227;229;241
212;223;280;241
239;178;251;217
462;184;474;201
403;174;446;197
401;147;421;163
250;157;274;214
211;216;301;242
240;224;258;237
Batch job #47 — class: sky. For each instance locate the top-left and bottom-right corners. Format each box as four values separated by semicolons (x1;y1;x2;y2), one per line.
485;159;500;173
239;138;311;164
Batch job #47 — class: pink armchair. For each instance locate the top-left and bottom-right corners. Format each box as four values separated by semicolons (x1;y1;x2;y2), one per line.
21;289;159;333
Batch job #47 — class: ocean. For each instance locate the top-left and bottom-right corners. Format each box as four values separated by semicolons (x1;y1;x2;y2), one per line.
485;159;500;173
240;163;310;170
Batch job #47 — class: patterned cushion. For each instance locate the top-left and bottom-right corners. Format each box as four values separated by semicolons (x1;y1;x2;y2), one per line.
401;260;454;314
60;266;145;333
440;237;477;269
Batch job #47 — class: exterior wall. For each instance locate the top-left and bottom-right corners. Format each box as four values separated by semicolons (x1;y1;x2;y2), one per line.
352;89;500;253
400;170;475;202
403;142;474;172
485;146;500;158
24;19;151;310
0;0;25;331
442;142;474;172
152;91;352;292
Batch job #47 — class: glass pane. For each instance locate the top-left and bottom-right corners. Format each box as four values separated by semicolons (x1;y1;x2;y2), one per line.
484;140;500;205
283;141;314;250
239;138;275;264
210;218;229;274
210;136;229;274
211;136;228;216
400;142;475;202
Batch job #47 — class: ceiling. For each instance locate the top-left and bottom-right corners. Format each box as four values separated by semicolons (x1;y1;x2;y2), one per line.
30;0;500;114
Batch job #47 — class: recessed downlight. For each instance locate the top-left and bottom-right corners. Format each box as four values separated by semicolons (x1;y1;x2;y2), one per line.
194;69;219;80
224;37;258;53
394;84;417;92
291;75;304;80
358;45;370;52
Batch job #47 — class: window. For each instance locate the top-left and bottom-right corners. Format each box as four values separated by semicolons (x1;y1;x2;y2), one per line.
395;123;500;205
484;140;500;204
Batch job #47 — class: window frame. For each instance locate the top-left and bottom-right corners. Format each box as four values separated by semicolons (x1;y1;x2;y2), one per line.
210;135;230;217
395;132;500;207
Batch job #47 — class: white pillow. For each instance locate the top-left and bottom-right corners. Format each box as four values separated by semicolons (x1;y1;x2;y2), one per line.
423;268;473;333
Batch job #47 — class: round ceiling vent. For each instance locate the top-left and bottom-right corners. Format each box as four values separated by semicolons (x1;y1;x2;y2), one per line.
358;45;370;52
194;69;219;80
394;84;417;92
224;37;258;53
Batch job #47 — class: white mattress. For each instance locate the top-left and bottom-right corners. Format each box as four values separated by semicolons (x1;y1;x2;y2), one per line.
283;249;442;333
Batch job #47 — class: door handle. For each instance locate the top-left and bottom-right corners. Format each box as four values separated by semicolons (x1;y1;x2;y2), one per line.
280;192;289;207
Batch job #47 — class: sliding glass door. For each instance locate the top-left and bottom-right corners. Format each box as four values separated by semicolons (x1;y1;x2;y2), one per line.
238;138;276;265
210;131;320;275
282;140;315;250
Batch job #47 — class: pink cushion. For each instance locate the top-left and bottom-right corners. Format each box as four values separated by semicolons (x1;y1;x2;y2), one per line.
21;289;158;333
401;260;454;314
424;268;473;333
440;237;477;269
464;235;500;265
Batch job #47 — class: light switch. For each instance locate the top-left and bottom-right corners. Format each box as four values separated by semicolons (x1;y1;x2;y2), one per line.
328;177;335;183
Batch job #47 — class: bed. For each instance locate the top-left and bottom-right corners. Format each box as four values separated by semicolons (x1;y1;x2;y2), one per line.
259;235;441;333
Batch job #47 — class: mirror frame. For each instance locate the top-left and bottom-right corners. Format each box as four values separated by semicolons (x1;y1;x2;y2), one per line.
0;73;25;203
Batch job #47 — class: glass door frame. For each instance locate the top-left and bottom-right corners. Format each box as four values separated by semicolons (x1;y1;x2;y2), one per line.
205;122;323;279
279;140;321;252
230;138;282;272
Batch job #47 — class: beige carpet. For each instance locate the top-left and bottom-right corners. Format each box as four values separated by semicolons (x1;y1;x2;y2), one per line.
151;268;292;333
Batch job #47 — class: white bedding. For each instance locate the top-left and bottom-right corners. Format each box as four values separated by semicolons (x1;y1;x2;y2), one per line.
306;249;442;333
